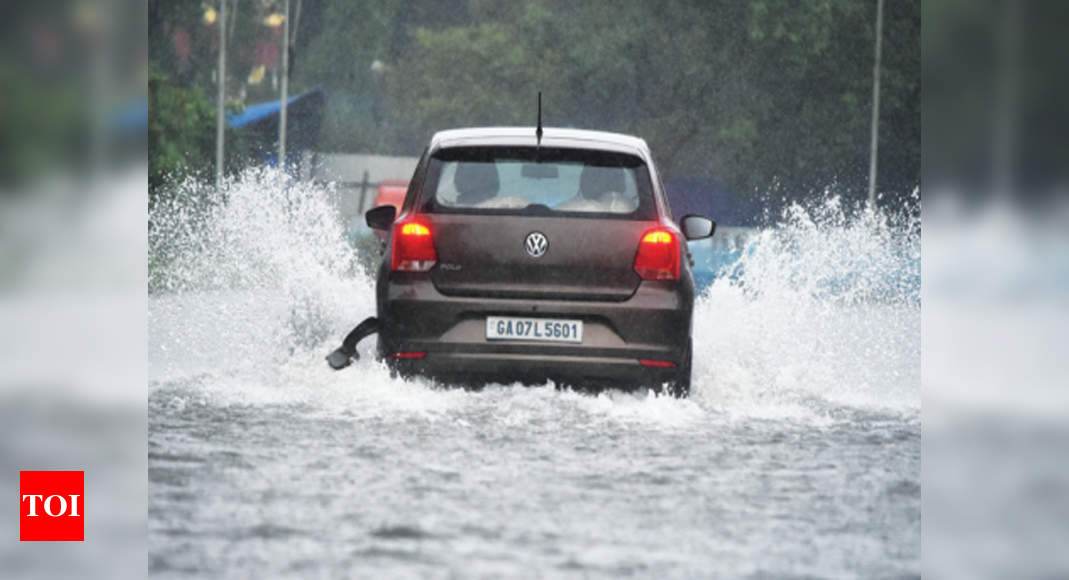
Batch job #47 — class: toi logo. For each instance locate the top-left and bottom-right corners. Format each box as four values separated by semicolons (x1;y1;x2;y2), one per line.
19;471;83;541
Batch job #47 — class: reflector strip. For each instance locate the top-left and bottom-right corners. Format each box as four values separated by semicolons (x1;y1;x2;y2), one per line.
639;359;676;368
391;352;427;359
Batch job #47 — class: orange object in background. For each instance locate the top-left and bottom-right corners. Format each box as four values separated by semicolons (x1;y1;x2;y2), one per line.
374;179;409;212
371;179;408;239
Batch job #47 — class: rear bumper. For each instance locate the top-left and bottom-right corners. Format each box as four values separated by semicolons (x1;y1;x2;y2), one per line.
386;351;679;387
376;273;692;385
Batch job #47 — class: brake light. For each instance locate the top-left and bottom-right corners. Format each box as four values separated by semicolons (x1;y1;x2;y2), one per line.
639;359;676;368
390;351;426;359
634;228;680;280
391;220;437;271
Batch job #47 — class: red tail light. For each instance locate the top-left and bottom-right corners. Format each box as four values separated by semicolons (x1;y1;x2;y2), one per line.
391;220;437;272
634;228;680;280
390;351;426;359
639;359;676;368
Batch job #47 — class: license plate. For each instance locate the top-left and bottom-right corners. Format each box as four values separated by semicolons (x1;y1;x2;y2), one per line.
486;316;583;343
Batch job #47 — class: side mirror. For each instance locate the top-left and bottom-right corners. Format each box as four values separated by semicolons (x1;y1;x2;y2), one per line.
366;205;397;231
680;215;716;240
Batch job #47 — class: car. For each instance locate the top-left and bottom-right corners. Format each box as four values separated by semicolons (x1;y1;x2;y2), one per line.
363;127;715;396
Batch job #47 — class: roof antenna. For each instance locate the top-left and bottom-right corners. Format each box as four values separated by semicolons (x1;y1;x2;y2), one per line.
536;91;543;147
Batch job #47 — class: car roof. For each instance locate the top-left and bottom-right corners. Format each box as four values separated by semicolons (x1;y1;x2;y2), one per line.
430;127;650;156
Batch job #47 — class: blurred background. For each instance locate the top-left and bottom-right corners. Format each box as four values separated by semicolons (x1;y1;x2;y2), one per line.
1;0;147;578
923;1;1069;577
0;0;1066;577
146;0;919;230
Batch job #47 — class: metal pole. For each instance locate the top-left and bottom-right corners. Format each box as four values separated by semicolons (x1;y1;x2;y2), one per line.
215;0;227;189
867;0;884;207
357;170;369;215
279;0;290;173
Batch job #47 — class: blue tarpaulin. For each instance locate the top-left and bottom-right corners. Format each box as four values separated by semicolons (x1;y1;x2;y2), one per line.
226;85;325;128
222;85;327;168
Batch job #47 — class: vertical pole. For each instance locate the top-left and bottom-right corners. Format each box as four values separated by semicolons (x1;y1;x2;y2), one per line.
867;0;884;207
215;0;227;189
279;0;290;174
357;170;370;215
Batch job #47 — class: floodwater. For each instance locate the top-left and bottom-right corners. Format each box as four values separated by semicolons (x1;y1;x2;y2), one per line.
149;170;920;578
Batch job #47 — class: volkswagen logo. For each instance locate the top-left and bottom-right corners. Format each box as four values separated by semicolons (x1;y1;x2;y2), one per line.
524;232;548;258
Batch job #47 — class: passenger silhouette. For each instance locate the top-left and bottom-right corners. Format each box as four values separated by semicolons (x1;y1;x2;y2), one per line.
454;162;500;206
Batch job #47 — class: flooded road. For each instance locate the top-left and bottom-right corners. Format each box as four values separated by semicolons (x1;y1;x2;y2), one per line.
149;172;919;577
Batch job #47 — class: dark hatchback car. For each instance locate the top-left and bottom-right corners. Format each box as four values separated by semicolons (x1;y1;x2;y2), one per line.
364;127;715;396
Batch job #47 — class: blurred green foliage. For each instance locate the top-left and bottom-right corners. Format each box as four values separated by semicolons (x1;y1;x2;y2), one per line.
0;60;88;186
150;0;919;203
148;70;215;192
0;0;146;189
382;0;919;200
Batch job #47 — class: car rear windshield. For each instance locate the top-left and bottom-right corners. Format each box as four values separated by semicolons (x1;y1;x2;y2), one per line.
418;146;656;219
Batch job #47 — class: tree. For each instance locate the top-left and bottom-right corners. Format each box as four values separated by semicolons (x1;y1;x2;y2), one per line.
148;0;920;205
148;69;216;197
377;0;918;201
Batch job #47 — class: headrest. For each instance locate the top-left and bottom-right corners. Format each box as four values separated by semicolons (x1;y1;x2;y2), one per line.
579;166;625;199
454;162;500;205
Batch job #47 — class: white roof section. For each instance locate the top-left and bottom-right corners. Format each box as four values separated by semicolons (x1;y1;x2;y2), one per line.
430;126;650;154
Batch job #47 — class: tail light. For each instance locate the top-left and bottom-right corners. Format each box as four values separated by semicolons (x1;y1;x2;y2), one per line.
390;351;426;359
391;220;437;272
634;228;680;280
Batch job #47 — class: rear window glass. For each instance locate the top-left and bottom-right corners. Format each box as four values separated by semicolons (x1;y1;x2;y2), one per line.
419;147;655;219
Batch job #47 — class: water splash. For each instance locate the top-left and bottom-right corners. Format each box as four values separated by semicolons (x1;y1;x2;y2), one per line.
692;194;920;415
149;171;919;419
149;168;374;379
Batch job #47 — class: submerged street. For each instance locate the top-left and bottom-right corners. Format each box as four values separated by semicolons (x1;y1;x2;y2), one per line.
148;175;919;577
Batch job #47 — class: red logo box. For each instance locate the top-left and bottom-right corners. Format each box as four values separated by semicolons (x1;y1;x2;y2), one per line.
19;471;84;541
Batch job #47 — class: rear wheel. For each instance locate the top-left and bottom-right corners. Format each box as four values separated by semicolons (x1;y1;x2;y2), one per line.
652;339;691;398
